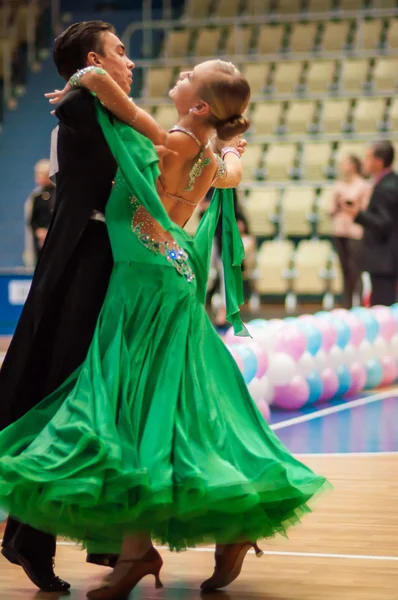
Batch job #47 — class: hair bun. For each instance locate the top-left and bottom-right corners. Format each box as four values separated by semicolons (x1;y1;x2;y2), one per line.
216;114;250;141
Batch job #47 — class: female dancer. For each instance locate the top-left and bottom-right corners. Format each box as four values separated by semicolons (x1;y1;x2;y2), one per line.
0;60;329;599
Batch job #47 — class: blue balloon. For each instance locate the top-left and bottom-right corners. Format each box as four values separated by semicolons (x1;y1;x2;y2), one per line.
248;319;268;329
331;318;351;349
390;304;398;326
284;317;298;324
296;322;322;355
315;311;332;320
235;346;258;384
352;308;379;342
306;372;323;404
336;365;352;397
365;359;383;389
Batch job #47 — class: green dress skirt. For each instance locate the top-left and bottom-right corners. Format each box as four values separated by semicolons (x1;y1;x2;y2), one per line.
0;104;330;553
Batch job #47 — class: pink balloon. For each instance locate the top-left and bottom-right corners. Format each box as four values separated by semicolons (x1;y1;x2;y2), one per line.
273;376;309;410
372;306;396;342
318;368;339;403
380;355;398;386
347;362;367;395
297;314;317;325
251;344;269;378
227;347;244;374
344;313;366;348
224;327;247;345
257;400;271;422
273;325;307;361
316;319;338;352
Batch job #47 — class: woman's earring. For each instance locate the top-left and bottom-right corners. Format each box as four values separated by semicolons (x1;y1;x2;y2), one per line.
189;108;194;114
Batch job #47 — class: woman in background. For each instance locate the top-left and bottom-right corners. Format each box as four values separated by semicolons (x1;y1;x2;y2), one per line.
331;155;371;308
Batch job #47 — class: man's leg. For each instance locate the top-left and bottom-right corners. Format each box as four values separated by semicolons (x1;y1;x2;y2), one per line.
370;275;397;306
1;519;70;592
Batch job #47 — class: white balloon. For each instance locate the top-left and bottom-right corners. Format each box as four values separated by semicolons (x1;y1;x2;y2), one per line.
267;353;298;386
329;346;344;368
248;377;264;404
249;327;275;352
389;334;398;359
373;336;388;360
260;375;274;405
343;343;357;366
358;340;373;363
298;352;315;377
314;349;328;372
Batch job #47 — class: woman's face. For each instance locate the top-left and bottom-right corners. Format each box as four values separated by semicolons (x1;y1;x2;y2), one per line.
169;61;218;115
340;157;357;178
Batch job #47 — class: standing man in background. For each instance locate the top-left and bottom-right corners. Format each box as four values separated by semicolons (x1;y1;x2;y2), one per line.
25;159;55;265
343;141;398;306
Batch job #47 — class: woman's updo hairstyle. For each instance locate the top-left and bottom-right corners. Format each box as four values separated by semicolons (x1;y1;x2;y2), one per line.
198;60;251;141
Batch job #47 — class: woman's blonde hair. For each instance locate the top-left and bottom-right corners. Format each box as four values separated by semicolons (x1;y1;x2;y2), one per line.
198;60;251;141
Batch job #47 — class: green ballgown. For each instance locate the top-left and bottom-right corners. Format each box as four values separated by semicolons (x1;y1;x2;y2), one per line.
0;103;329;553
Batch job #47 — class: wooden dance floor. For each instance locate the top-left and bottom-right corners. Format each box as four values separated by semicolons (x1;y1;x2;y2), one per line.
1;454;397;599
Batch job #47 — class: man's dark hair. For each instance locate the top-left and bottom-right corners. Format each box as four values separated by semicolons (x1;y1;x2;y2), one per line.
53;21;115;80
371;140;395;169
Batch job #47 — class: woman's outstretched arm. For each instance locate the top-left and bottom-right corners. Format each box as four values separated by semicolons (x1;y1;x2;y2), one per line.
46;67;167;146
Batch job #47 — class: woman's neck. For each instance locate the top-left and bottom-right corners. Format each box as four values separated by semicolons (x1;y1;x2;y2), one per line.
175;114;215;146
344;173;360;184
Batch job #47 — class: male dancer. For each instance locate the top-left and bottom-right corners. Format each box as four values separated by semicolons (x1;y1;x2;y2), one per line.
0;20;154;592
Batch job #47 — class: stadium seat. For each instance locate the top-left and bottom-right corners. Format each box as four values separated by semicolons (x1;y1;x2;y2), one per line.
194;28;222;57
245;188;280;236
317;187;335;236
162;30;191;58
284;100;317;135
355;19;383;52
242;144;264;181
155;105;178;130
255;240;294;295
264;143;297;180
306;0;333;12
388;97;398;132
373;57;398;93
246;0;270;15
321;99;351;134
282;186;316;237
288;23;318;53
301;143;332;180
275;0;303;14
341;0;365;9
241;63;270;94
272;61;303;95
183;0;213;19
306;60;336;94
250;101;284;136
256;24;285;54
339;59;369;94
143;67;173;97
214;0;241;17
320;21;351;52
353;97;387;133
292;240;332;295
385;18;398;50
224;26;253;56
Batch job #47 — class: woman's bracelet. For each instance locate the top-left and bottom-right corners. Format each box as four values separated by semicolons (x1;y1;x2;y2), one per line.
221;146;241;160
69;66;107;88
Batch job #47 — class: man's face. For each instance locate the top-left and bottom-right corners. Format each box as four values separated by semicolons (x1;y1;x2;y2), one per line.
91;32;134;94
363;147;383;177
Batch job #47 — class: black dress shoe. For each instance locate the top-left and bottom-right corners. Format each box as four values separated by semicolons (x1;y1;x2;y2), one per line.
86;553;119;568
3;546;71;592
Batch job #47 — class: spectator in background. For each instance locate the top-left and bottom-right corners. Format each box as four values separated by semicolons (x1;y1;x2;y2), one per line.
343;141;398;307
25;159;55;264
330;155;371;308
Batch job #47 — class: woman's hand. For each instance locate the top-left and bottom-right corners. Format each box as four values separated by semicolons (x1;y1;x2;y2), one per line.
44;83;72;105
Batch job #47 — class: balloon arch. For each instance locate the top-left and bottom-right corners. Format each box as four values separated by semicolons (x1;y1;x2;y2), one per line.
224;305;398;420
